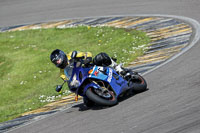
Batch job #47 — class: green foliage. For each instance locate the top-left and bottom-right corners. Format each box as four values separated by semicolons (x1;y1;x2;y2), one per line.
0;26;150;122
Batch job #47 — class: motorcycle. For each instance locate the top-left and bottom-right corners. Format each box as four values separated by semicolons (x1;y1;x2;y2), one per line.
56;52;147;107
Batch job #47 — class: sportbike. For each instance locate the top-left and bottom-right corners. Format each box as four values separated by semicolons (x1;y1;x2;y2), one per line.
56;53;147;107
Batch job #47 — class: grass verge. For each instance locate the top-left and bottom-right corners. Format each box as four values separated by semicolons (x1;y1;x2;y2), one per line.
0;26;150;122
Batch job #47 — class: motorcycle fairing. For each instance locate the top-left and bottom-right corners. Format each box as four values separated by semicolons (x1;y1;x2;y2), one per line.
109;71;129;96
65;63;130;98
88;66;129;97
89;66;109;81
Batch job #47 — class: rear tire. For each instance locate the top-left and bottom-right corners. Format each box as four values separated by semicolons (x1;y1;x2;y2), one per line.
86;88;118;106
131;74;147;92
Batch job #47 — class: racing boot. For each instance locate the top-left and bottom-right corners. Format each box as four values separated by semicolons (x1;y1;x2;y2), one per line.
111;60;128;78
110;58;138;80
110;58;125;75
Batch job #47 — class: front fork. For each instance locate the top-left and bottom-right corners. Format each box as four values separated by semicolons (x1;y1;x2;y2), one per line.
72;82;100;102
74;87;80;101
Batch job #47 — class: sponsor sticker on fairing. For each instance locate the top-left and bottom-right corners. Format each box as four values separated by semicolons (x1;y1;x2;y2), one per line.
89;65;96;77
107;68;113;82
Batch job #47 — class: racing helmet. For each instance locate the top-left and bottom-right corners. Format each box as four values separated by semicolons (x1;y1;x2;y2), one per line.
50;49;68;69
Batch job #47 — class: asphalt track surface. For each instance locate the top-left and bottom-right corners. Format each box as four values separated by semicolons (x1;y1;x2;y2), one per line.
1;0;200;133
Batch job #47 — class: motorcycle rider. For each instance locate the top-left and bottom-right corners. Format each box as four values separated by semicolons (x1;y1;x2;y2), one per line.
50;49;125;82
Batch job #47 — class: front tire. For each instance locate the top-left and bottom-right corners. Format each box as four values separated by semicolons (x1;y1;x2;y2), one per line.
83;97;95;107
86;88;118;106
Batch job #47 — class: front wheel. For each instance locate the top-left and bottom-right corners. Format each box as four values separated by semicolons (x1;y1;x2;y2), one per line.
86;88;118;106
83;97;95;107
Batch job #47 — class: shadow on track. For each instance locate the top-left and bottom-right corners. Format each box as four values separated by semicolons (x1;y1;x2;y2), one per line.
72;88;149;111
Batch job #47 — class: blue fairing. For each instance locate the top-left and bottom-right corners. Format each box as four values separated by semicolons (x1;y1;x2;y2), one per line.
64;63;129;97
83;82;100;94
86;66;129;97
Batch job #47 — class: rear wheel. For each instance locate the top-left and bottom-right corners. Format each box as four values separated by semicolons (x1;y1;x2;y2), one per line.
131;74;147;92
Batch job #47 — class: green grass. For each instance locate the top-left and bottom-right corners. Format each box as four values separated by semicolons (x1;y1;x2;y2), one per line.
0;26;150;122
